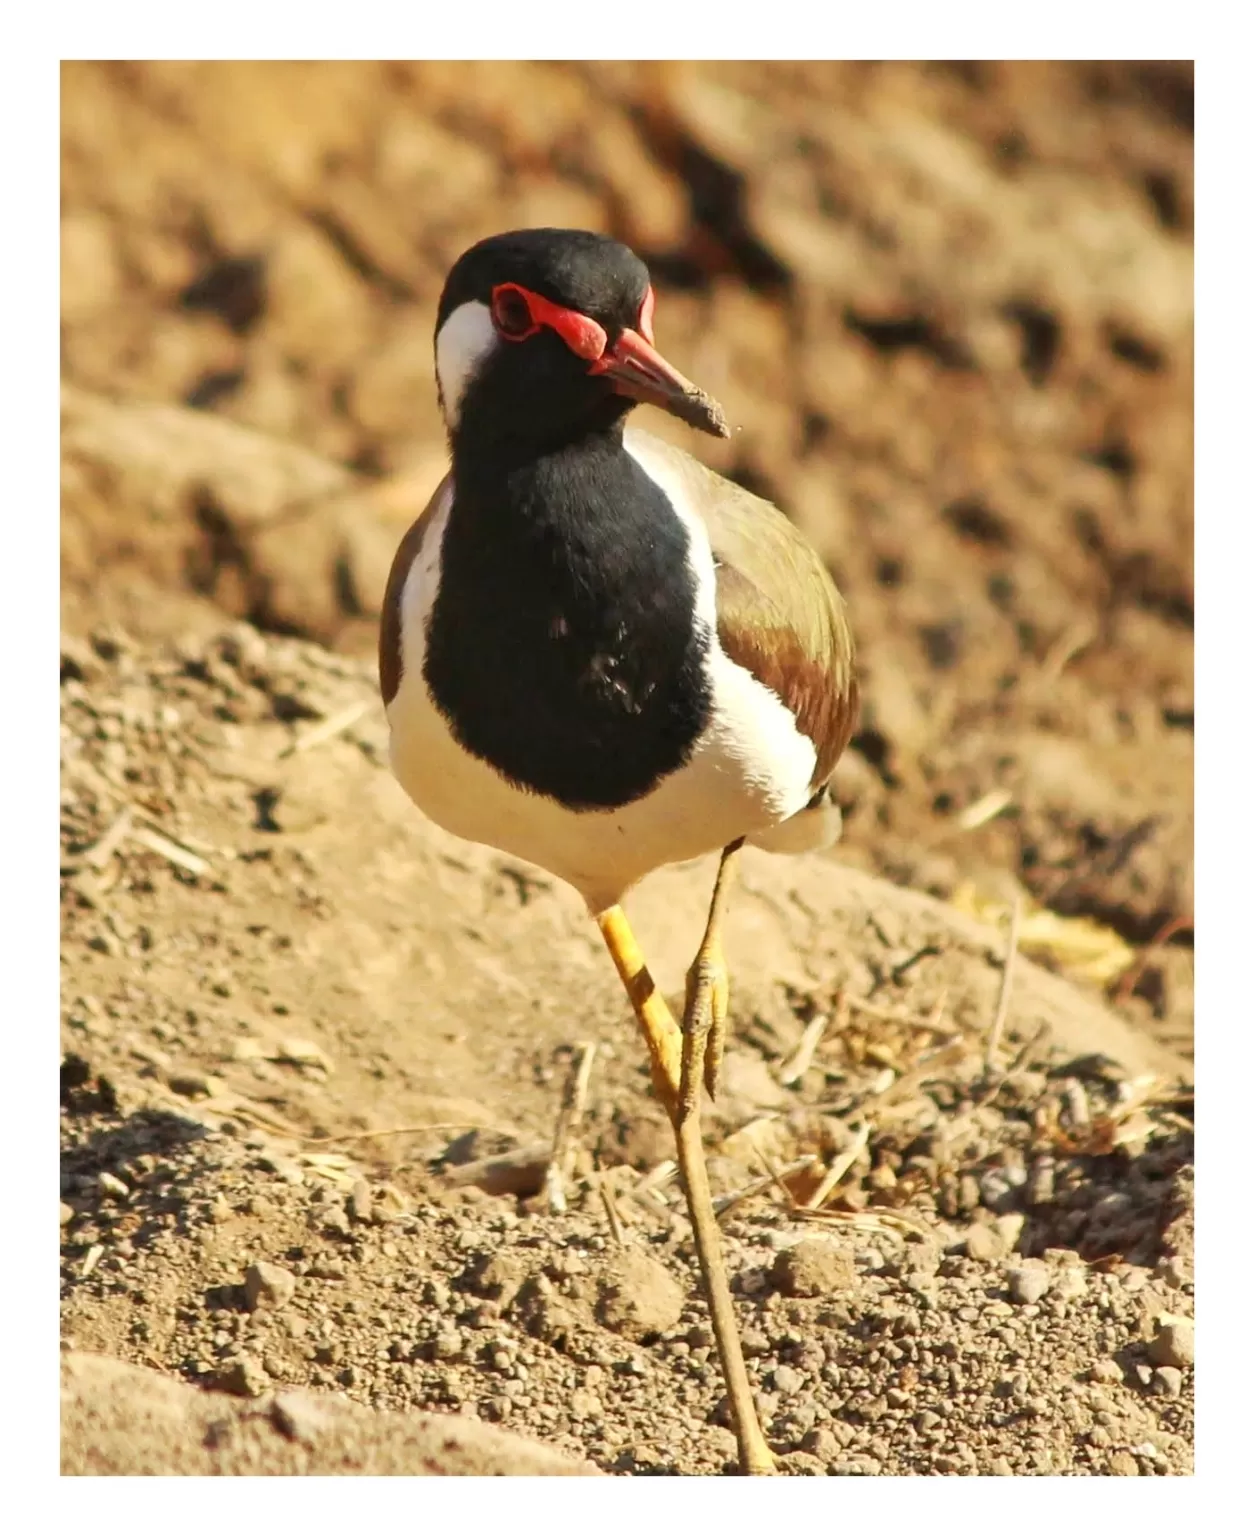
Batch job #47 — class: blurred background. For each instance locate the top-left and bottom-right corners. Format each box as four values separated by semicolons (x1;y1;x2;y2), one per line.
60;60;1193;1051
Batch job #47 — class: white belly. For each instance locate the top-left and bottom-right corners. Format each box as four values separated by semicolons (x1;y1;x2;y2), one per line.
385;477;823;913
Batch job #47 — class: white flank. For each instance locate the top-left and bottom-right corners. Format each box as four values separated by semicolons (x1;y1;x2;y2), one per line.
435;301;496;428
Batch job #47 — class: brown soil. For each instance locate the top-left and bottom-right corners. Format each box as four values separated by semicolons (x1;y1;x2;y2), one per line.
60;61;1193;1476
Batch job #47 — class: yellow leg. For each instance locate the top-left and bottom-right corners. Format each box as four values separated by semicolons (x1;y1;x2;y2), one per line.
680;838;744;1113
596;905;681;1111
596;880;776;1477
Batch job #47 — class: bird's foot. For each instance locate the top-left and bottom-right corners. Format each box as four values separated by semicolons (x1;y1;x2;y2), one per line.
679;940;730;1118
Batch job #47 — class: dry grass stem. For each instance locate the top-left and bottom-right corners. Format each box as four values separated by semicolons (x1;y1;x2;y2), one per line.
307;1121;495;1144
713;1156;819;1218
543;1041;597;1213
82;805;136;870
778;1014;828;1085
743;1126;799;1209
867;1037;968;1113
593;1169;629;1245
841;993;962;1038
280;699;374;758
805;1121;871;1211
957;789;1013;831
984;893;1023;1073
128;825;211;876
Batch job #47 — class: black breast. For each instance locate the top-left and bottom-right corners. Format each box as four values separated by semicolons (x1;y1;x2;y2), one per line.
424;436;713;810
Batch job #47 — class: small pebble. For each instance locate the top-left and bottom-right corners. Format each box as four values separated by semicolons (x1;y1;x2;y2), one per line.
569;1389;603;1419
996;1212;1026;1254
213;1355;268;1397
1008;1260;1051;1305
433;1330;464;1362
1092;1358;1124;1384
320;1206;351;1240
1149;1320;1194;1370
306;1261;347;1281
965;1222;1006;1262
799;1427;841;1462
270;1392;327;1442
98;1171;129;1200
771;1364;804;1396
244;1260;296;1311
978;1168;1017;1212
739;1328;770;1358
770;1239;854;1297
346;1179;373;1224
257;1156;305;1185
1152;1366;1183;1397
60;1202;75;1227
167;1070;219;1099
1108;1451;1140;1476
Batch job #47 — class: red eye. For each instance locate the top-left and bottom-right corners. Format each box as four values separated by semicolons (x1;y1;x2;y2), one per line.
491;284;538;340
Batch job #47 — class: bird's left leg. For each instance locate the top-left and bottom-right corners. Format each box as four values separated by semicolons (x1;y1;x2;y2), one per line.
680;837;744;1113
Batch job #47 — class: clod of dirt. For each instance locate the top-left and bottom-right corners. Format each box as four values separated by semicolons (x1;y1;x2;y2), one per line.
769;1239;855;1298
1149;1319;1194;1370
1007;1259;1052;1304
61;1353;599;1475
595;1249;686;1340
213;1355;268;1398
462;1250;531;1311
245;1261;296;1312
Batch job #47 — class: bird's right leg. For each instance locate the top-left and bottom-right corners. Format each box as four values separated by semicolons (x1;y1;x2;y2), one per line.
679;837;744;1111
596;903;777;1476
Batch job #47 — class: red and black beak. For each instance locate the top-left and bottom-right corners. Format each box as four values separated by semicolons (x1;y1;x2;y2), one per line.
490;281;729;439
589;329;729;439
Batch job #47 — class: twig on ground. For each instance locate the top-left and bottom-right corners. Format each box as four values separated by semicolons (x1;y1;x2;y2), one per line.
128;825;211;877
743;1126;799;1209
1112;915;1193;1005
593;1169;629;1246
777;1013;827;1086
279;699;374;759
543;1041;597;1214
443;1145;552;1199
82;805;135;870
867;1037;968;1114
956;789;1013;832
713;1156;819;1218
984;893;1023;1074
841;993;962;1038
805;1121;871;1211
306;1122;495;1144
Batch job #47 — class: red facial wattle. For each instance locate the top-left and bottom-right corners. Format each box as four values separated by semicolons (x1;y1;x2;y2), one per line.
490;282;607;360
487;279;727;439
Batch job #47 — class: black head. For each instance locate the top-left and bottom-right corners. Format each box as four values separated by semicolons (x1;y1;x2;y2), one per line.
434;228;728;460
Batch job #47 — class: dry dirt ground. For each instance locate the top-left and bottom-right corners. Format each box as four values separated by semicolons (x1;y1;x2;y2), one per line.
59;62;1193;1476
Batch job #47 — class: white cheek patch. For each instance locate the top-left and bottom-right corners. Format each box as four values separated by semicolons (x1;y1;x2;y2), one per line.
435;300;497;427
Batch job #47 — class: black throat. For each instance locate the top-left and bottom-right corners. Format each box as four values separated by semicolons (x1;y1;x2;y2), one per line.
424;427;713;810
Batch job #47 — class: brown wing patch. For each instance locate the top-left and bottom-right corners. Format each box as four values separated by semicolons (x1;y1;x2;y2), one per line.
378;478;449;706
714;563;859;788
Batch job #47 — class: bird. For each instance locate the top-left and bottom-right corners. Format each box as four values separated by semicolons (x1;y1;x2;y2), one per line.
379;228;858;1475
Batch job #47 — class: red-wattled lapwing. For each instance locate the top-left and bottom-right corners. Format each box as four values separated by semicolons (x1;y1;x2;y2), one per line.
379;229;858;1475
